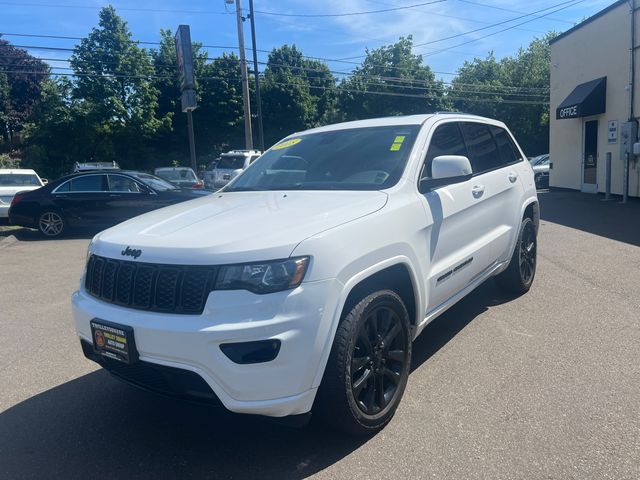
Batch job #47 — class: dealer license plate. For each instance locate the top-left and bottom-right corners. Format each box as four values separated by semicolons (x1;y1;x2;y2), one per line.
90;319;138;364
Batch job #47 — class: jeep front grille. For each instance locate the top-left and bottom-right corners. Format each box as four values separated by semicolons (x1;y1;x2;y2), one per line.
85;254;217;314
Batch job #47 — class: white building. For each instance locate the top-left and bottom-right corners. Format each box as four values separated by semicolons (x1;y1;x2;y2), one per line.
550;0;640;198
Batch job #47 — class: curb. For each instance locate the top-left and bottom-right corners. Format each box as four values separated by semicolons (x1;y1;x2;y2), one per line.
0;234;18;249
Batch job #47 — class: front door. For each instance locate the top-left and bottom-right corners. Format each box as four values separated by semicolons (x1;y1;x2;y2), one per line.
582;120;598;193
418;121;501;312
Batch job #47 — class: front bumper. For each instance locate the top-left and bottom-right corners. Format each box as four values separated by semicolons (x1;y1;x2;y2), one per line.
72;278;342;417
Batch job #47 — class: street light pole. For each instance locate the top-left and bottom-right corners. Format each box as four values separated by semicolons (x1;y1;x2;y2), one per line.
234;0;253;150
248;0;265;152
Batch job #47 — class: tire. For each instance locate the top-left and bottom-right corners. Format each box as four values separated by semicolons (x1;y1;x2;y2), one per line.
38;210;65;238
496;216;537;295
315;290;412;436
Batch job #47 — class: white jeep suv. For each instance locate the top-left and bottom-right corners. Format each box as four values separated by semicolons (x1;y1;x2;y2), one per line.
72;113;538;435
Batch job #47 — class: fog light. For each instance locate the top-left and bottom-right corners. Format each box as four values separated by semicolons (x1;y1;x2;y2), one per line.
220;339;281;364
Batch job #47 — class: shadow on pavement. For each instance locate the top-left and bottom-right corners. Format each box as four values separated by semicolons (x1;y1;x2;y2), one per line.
539;190;640;246
0;226;96;241
0;280;513;479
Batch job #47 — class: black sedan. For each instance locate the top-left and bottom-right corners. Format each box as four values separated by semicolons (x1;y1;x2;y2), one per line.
8;171;211;237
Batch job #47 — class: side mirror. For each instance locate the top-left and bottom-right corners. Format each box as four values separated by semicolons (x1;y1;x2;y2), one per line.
419;155;473;192
41;179;48;185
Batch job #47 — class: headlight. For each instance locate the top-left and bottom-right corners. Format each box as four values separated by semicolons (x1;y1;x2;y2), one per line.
215;257;310;294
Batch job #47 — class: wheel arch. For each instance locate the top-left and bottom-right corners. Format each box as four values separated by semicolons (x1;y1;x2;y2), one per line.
340;262;419;329
311;257;423;389
521;198;539;233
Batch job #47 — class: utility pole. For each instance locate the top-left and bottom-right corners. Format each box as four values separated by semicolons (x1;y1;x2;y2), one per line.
248;0;265;152
234;0;253;150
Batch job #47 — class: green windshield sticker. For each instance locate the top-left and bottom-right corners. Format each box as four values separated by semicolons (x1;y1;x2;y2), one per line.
272;138;301;150
390;135;406;151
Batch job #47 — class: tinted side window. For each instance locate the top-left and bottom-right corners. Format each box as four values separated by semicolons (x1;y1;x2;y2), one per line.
108;175;143;193
490;125;521;166
70;175;105;192
461;122;501;174
55;181;70;192
422;122;467;179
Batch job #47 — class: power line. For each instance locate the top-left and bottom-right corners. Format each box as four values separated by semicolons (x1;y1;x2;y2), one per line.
415;0;579;47
0;52;549;95
420;0;585;56
341;0;580;61
0;61;548;98
0;1;234;15
456;0;575;25
360;0;548;36
0;68;550;105
250;0;446;18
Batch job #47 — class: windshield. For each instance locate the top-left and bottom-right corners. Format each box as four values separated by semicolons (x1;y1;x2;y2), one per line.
156;169;197;181
217;155;246;170
0;174;41;187
225;125;421;192
129;172;177;191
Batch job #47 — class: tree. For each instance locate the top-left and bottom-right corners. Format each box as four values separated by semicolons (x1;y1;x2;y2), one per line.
261;45;336;145
449;52;503;120
339;36;447;120
0;38;49;151
449;33;556;155
22;78;75;176
69;6;169;168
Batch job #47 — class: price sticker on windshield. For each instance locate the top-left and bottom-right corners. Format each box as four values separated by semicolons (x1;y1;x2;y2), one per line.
272;138;302;150
390;136;406;151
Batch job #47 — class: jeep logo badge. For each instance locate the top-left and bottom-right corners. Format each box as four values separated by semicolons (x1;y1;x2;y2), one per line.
121;246;142;259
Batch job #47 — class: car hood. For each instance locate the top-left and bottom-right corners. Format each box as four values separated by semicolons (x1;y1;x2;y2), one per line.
91;190;388;264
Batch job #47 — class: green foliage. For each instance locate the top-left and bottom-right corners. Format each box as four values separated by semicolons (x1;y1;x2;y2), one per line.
339;37;447;120
450;33;557;155
261;45;336;145
69;6;170;169
0;38;49;151
0;153;20;168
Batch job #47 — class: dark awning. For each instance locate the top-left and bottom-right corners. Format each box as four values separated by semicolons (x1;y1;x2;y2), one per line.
556;77;607;120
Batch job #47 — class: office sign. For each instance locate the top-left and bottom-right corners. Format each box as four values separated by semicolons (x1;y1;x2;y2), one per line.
557;104;579;119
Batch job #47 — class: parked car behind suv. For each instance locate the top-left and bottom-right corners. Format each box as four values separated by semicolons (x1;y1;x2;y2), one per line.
203;149;261;190
9;170;210;237
73;114;538;435
0;169;46;219
154;167;204;189
529;154;550;188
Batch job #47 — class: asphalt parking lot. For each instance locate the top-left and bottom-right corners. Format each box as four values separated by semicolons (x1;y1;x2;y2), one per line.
1;190;639;479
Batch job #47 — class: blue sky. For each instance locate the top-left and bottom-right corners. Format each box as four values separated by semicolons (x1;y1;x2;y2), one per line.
0;0;614;81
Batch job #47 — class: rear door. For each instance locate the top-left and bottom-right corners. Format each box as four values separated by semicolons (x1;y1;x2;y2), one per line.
52;174;109;226
418;121;493;311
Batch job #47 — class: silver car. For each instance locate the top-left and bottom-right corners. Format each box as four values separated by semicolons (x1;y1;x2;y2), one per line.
204;150;261;190
529;154;549;188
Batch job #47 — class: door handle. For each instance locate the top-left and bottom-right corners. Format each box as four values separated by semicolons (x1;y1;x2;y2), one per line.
109;194;122;197
508;172;518;183
471;185;485;198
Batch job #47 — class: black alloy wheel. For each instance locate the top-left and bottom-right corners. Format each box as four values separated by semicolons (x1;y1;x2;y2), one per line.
316;289;412;436
496;216;537;294
519;220;536;286
351;305;407;416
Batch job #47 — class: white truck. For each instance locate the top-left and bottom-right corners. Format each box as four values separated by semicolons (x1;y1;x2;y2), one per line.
72;113;538;435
